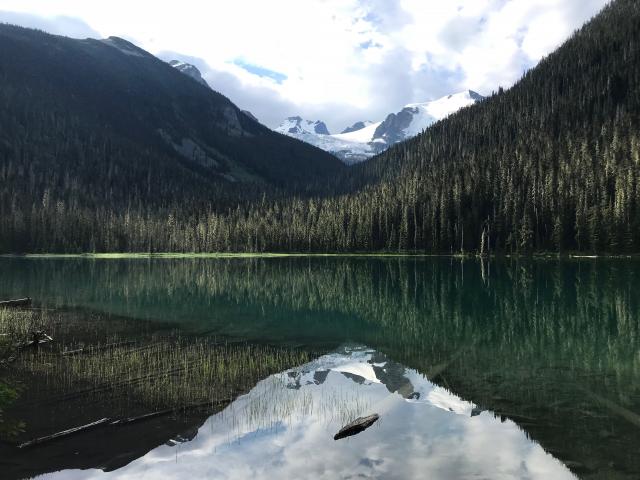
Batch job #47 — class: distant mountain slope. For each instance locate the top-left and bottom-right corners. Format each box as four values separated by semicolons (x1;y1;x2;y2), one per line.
0;25;343;191
168;59;263;125
276;117;331;135
372;90;483;145
168;59;209;87
275;117;379;164
341;121;374;134
0;24;344;251
275;91;483;164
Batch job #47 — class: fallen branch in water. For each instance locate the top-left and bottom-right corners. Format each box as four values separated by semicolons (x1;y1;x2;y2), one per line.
20;400;228;447
109;401;226;426
110;409;174;426
18;417;111;449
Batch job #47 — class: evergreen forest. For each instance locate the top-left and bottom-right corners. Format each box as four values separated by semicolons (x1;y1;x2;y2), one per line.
1;0;639;254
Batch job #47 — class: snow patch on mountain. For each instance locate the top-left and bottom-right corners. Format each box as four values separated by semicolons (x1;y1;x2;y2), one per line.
373;90;483;145
168;60;209;88
276;116;330;135
333;121;382;144
275;90;484;165
275;116;375;164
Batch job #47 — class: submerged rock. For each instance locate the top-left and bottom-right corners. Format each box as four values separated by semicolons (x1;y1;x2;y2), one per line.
334;414;380;440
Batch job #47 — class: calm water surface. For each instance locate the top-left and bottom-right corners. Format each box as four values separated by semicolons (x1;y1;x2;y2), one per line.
1;256;639;479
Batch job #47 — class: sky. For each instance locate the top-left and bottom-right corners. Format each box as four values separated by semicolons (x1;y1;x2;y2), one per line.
0;0;609;132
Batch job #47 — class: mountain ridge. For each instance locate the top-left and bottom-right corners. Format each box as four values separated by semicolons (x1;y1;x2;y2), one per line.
2;0;638;254
275;90;483;164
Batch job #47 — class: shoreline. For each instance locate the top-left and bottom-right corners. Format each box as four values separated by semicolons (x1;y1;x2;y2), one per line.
0;252;637;260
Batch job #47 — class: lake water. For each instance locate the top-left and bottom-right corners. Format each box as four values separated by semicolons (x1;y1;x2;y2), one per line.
1;256;639;479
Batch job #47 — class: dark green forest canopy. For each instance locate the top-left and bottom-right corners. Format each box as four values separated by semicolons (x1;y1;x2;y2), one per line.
0;23;344;251
1;0;639;253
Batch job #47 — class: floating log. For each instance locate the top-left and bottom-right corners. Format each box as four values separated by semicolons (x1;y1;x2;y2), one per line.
18;418;111;449
334;414;379;440
0;298;31;308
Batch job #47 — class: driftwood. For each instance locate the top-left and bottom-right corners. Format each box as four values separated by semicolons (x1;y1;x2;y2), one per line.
111;399;227;427
19;400;228;446
0;298;31;308
334;414;379;440
18;418;111;449
110;409;174;426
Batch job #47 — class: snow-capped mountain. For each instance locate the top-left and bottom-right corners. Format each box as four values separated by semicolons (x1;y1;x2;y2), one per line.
276;116;330;135
275;90;483;164
275;117;377;164
168;60;209;88
373;90;484;145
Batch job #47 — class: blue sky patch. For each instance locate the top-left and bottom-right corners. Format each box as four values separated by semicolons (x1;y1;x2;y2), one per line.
232;59;287;84
359;40;382;50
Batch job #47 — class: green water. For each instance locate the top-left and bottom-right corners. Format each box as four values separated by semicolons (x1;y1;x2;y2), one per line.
1;256;639;477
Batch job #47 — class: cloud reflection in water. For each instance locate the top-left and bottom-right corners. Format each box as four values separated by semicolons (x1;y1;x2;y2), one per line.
40;346;576;480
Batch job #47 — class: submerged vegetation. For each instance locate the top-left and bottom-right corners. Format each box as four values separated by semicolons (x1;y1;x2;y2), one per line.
0;306;313;441
35;338;311;411
0;308;48;361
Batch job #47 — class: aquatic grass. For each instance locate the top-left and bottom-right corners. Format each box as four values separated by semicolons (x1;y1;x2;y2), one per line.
2;308;315;416
0;308;49;341
0;309;52;362
18;334;312;412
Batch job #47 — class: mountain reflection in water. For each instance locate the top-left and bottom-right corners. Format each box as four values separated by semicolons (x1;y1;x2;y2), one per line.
39;346;575;480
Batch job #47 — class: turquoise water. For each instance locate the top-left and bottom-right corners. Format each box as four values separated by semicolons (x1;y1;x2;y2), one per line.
1;257;639;478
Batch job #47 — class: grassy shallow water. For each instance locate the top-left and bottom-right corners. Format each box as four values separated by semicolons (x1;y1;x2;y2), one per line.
0;306;316;479
1;307;312;413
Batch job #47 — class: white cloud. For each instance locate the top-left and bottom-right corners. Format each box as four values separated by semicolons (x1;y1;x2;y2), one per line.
0;0;609;130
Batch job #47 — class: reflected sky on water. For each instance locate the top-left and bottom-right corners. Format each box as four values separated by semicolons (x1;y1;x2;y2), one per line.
40;346;575;480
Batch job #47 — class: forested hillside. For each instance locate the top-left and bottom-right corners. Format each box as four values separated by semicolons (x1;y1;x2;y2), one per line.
1;0;639;253
0;24;343;252
195;0;640;254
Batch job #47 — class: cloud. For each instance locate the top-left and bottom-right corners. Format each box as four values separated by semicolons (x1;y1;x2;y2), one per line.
0;0;610;131
0;10;99;38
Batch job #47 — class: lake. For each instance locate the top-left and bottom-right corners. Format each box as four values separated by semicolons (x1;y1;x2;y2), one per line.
1;256;639;479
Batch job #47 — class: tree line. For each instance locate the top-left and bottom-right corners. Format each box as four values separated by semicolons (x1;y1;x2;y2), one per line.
1;0;639;254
